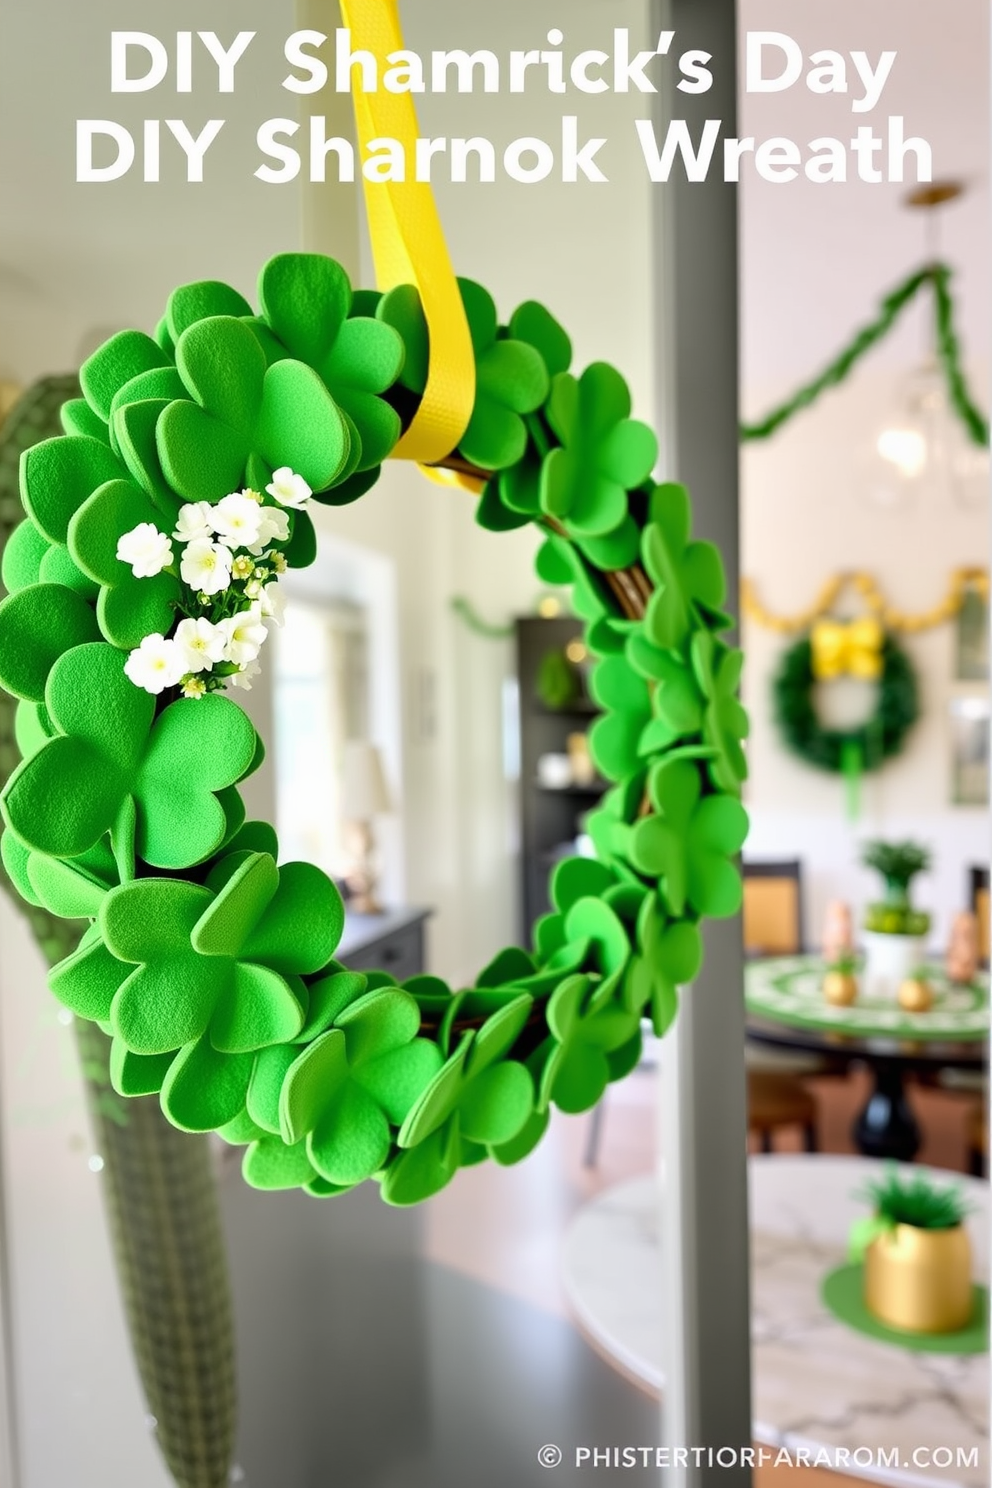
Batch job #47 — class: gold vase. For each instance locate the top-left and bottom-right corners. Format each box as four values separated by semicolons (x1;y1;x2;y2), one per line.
864;1224;973;1333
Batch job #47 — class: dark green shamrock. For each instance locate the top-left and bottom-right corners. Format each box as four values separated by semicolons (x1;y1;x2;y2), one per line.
691;629;749;794
156;315;350;504
540;363;657;538
627;759;748;918
258;254;405;474
382;992;535;1205
277;985;442;1188
641;483;729;651
1;643;259;868
538;973;642;1114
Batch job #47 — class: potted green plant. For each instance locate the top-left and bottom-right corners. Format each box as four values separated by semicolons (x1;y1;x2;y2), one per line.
854;1169;973;1333
860;839;931;1000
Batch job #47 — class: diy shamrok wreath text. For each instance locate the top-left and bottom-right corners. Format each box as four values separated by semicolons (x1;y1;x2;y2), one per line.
0;254;748;1205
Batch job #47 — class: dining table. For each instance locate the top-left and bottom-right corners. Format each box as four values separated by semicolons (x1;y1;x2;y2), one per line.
745;954;988;1161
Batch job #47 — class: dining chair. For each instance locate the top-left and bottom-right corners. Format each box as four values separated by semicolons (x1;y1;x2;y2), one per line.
742;859;804;957
969;865;990;968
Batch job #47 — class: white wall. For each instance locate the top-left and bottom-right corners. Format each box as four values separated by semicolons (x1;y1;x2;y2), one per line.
741;363;989;949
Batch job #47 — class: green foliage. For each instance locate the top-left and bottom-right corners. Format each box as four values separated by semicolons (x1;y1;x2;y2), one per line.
861;839;931;899
860;1167;969;1231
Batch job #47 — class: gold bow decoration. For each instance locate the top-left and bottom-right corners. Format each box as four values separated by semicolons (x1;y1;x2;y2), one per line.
810;616;884;680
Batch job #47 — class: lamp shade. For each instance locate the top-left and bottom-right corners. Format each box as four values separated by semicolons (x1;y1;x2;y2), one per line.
341;741;391;820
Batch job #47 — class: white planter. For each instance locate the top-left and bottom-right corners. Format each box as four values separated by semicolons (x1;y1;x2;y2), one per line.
862;931;924;1002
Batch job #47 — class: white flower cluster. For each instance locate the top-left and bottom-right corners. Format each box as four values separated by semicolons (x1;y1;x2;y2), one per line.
117;467;312;698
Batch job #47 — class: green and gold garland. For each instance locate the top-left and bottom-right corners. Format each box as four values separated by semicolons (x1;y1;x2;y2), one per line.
0;253;748;1206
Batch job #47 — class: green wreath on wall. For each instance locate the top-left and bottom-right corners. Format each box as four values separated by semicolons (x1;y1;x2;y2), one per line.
772;628;919;774
0;253;748;1206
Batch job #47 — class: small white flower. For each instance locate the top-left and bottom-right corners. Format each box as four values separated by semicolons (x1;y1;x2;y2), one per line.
244;578;262;600
173;502;216;543
173;616;227;674
230;659;261;692
231;554;254;581
269;551;288;575
210;492;264;550
219;605;268;667
249;505;290;555
260;583;285;626
180;538;233;596
182;676;207;700
266;467;312;510
123;634;184;695
116;523;173;579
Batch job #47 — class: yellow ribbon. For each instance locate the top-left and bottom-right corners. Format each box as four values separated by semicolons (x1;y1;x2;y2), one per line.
338;0;476;475
810;616;884;680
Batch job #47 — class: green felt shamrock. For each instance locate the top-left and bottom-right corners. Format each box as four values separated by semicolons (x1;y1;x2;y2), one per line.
277;985;443;1189
1;643;259;868
258;254;404;474
587;653;657;781
626;893;704;1035
80;331;172;423
538;973;641;1114
379;279;549;472
68;477;182;648
0;584;101;700
626;630;705;735
540;363;657;538
155;315;351;504
82;851;341;1063
627;759;748;918
641;484;729;651
382;992;535;1205
691;630;749;794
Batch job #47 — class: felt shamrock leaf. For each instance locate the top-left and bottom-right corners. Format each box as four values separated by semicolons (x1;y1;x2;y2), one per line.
538;974;641;1115
156;315;351;504
79;330;172;422
642;483;729;651
278;986;442;1188
258;255;404;474
625;893;704;1035
165;279;254;343
383;993;535;1206
19;435;126;546
379;279;548;471
540;363;657;538
691;630;749;794
0;584;101;701
1;642;258;868
626;631;705;735
0;517;99;604
627;759;748;918
93;850;340;1059
587;653;675;783
67;478;182;649
508;300;572;378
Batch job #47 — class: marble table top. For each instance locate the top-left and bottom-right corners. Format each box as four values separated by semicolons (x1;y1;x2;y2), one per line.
562;1156;988;1488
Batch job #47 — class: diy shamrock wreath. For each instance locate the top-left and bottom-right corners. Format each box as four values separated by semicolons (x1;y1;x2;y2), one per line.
772;615;919;776
0;253;748;1205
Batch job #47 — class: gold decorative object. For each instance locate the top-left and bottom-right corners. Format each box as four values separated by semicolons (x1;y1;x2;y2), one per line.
566;731;596;787
898;975;934;1013
865;1224;972;1333
947;910;980;984
743;568;988;636
810;616;884;680
823;969;858;1006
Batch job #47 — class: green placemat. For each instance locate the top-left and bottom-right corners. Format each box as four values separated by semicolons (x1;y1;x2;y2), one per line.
821;1263;989;1354
746;955;989;1042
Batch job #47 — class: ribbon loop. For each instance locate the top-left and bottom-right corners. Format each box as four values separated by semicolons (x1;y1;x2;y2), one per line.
339;0;476;469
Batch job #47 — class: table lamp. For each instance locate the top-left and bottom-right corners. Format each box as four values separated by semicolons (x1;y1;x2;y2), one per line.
341;740;392;914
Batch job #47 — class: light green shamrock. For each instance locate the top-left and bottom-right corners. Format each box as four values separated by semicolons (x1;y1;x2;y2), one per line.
642;483;729;650
538;973;642;1114
540;363;657;538
691;630;749;794
627;759;748;918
